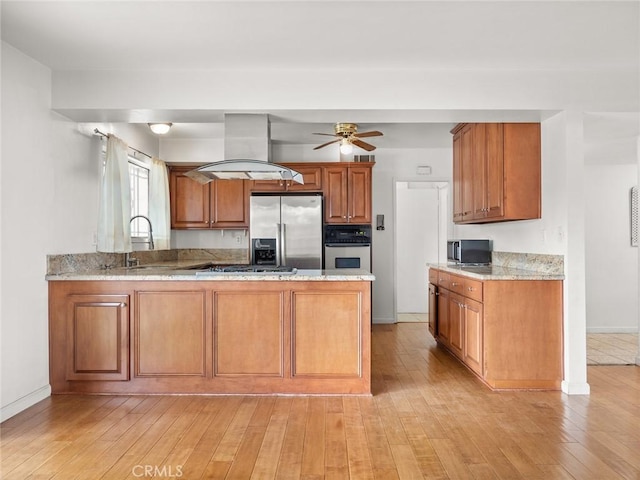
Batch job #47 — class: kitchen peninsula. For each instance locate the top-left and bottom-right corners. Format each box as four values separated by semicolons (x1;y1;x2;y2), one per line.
47;259;374;396
429;258;564;390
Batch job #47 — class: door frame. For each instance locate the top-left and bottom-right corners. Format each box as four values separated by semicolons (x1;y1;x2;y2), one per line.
392;179;449;323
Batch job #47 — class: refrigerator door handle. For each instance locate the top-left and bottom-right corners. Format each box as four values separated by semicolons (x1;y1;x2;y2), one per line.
276;223;282;266
280;223;287;266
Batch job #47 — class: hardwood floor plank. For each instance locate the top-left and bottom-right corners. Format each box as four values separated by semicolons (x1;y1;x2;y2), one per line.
430;438;476;480
300;397;326;477
2;324;639;480
343;398;375;479
275;397;308;479
211;397;259;462
251;399;290;479
390;444;425;479
325;412;349;476
179;396;243;479
225;425;267;479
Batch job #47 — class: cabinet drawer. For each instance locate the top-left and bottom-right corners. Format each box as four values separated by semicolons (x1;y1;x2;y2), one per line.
437;272;450;289
429;268;439;284
464;278;483;302
449;274;465;294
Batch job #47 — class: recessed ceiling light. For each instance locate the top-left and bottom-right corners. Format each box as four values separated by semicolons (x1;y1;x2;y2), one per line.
148;123;172;135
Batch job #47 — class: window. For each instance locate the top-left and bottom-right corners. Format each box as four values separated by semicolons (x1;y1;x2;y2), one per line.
128;157;150;237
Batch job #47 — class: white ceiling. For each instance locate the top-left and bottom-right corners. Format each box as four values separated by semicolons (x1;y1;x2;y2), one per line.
3;1;636;71
2;1;639;149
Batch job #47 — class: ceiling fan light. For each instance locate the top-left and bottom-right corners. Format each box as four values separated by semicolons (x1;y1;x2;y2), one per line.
148;123;172;135
339;139;353;155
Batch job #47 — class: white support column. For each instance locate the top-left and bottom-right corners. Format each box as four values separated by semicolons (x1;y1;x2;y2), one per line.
561;110;590;395
637;134;640;367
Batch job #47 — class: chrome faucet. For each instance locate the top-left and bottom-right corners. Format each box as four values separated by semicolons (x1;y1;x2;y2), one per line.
125;215;154;267
130;215;154;250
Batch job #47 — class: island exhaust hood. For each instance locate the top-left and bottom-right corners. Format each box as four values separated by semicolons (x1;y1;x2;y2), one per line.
185;114;304;184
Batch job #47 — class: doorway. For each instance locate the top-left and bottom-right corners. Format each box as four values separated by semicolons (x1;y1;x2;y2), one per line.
394;181;448;322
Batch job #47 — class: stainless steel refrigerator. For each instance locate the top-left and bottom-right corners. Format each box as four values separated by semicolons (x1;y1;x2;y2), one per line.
249;194;323;269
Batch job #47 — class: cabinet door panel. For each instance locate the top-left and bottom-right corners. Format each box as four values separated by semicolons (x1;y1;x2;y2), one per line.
292;291;361;376
448;293;464;359
460;125;474;221
214;291;284;376
428;284;437;338
464;299;483;376
212;180;248;227
170;171;210;228
66;295;129;381
348;167;372;224
323;167;349;223
251;180;287;192
437;288;450;346
452;132;463;221
485;123;504;218
136;291;206;376
472;123;487;219
286;165;323;191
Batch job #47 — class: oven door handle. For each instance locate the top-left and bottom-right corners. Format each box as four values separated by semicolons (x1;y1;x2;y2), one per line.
324;243;371;247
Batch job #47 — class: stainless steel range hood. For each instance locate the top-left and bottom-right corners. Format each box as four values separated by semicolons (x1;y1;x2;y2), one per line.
185;114;304;184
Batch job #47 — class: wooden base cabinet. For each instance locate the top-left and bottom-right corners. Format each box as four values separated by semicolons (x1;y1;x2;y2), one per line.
64;294;129;381
431;268;562;390
49;280;371;395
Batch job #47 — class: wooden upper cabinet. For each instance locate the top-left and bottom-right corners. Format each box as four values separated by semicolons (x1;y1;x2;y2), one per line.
323;163;372;224
452;131;463;221
169;166;249;229
211;179;249;227
460;124;474;221
251;164;323;192
450;123;540;224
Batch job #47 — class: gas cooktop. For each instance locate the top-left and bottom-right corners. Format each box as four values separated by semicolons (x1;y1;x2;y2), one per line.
194;265;297;276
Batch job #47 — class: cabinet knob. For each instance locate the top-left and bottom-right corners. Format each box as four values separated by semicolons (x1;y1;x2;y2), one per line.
468;287;475;291
451;282;460;287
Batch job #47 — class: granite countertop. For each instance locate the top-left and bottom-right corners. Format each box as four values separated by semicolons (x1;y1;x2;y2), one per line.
429;263;564;281
46;259;375;282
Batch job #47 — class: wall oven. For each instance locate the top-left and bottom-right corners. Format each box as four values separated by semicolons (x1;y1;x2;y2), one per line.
323;224;371;271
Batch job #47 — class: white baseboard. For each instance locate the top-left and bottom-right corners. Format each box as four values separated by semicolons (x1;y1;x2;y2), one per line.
586;327;639;334
561;381;591;395
372;317;396;324
1;384;51;422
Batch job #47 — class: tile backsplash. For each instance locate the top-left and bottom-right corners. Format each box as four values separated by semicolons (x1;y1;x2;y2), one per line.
47;248;249;275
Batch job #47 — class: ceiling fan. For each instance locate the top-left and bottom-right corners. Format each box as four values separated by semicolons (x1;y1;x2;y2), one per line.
313;123;383;154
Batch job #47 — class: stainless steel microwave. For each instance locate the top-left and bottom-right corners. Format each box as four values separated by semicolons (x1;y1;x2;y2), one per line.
447;239;492;265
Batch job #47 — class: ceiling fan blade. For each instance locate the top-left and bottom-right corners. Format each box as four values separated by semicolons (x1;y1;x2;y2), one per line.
313;139;341;150
351;139;377;151
353;130;383;138
312;132;340;137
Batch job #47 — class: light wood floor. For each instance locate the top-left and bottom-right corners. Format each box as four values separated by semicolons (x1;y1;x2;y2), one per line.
2;323;639;479
587;333;639;365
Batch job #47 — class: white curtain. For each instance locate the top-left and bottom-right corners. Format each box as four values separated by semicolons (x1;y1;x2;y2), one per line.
149;157;171;250
97;135;131;252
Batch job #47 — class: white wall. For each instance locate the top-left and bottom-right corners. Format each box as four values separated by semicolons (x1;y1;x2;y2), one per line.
395;183;440;314
0;43;161;420
585;164;639;333
2;43;61;419
371;148;453;323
